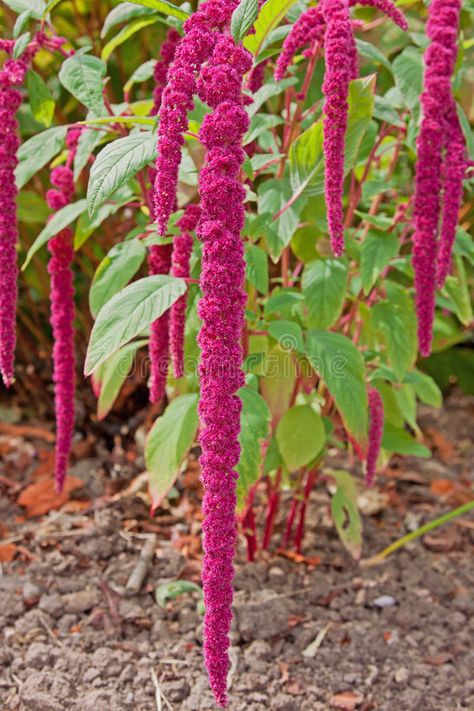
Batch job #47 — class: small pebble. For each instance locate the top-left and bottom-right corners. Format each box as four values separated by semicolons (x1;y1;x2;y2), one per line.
373;595;397;608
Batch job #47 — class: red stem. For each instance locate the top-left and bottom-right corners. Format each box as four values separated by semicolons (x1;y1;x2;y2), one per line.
294;469;317;554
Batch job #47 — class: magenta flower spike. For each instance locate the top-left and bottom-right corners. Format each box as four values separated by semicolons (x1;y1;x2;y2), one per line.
0;55;30;388
349;0;408;30
274;6;325;81
322;0;359;257
151;28;180;116
154;0;240;236
365;388;384;488
170;204;200;378
148;244;173;403
436;104;466;288
196;34;252;707
413;0;463;356
46;130;82;493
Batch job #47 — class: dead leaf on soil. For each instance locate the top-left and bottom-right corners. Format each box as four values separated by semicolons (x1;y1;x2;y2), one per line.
0;543;17;562
0;422;55;443
430;479;473;506
18;476;84;517
423;428;455;463
276;549;321;566
330;691;364;710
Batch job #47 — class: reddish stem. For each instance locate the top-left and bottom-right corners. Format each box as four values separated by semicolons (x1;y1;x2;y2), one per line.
262;468;282;550
294;469;317;553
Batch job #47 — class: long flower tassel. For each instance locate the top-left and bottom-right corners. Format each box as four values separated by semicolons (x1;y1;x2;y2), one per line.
0;56;30;387
197;35;252;707
46;130;82;493
148;244;173;403
170;204;201;378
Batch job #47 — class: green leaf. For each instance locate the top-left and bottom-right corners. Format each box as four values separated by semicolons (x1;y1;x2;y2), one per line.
248;77;297;117
329;469;363;560
356;38;392;72
268;320;304;353
124;59;157;93
404;370;442;408
373;95;405;128
260;344;297;424
232;0;259;44
302;258;349;329
290;76;375;197
95;340;147;420
74;127;102;181
85;275;186;375
125;0;189;20
244;0;299;56
442;256;473;326
146;394;199;510
26;70;55;128
17;192;49;224
382;422;431;458
89;238;147;317
393;383;417;432
236;387;271;509
392;47;423;111
3;0;44;19
12;32;30;59
360;230;399;294
75;200;123;250
59;54;107;116
22;200;88;270
276;405;325;471
101;3;155;37
87;133;156;215
16;126;67;188
258;178;306;260
372;282;417;381
305;330;368;443
155;579;202;607
13;10;32;37
102;16;160;61
245;243;269;294
43;0;67;15
245;113;284;145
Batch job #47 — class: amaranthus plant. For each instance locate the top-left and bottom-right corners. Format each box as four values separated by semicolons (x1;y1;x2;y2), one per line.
1;0;473;705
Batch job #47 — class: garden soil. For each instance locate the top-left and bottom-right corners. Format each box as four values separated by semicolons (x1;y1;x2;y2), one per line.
0;392;473;711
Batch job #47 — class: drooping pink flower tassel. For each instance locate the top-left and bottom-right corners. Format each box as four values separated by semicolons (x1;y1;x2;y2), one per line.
46;129;82;493
154;0;239;235
349;0;408;30
413;0;462;356
436;104;466;287
322;0;359;257
0;55;30;388
170;204;200;378
365;388;384;488
274;6;325;81
148;244;173;403
151;28;181;116
197;35;252;707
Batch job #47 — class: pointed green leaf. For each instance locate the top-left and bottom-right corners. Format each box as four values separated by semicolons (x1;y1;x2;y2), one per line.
329;469;363;560
95;339;148;420
245;243;269;294
16;126;68;188
87;132;156;215
372;282;417;381
85;275;186;375
22;200;88;270
232;0;259;44
302;258;349;329
236;387;271;509
89;238;147;317
125;0;189;21
244;0;299;56
382;422;431;458
102;16;160;61
26;70;55;127
276;405;325;472
59;54;107;116
360;230;399;294
305;330;368;443
146;394;199;511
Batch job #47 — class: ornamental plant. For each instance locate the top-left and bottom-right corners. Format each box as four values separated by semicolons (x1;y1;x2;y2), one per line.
1;0;473;705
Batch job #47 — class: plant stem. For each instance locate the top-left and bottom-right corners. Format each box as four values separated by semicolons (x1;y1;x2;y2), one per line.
365;500;474;565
